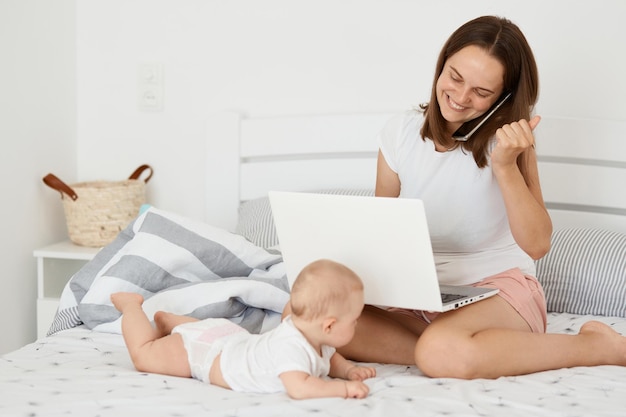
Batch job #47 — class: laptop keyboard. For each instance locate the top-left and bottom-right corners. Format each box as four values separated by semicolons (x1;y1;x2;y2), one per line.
441;292;466;303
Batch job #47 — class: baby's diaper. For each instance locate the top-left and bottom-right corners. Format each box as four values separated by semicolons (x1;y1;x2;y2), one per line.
172;318;248;382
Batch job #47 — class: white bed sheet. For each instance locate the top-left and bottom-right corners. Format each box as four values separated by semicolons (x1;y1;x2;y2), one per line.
2;312;625;417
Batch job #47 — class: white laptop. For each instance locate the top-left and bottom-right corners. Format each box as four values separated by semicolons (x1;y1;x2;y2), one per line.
268;191;498;312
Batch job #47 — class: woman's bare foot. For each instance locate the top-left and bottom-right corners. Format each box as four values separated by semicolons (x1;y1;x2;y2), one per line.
111;292;144;312
579;320;626;366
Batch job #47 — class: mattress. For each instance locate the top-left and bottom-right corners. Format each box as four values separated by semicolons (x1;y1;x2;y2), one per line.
2;312;625;417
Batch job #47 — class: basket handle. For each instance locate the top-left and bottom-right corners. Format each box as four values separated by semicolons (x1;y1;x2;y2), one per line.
42;173;78;201
128;164;153;183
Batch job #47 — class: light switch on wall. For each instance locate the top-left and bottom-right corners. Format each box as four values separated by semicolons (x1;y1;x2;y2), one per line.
138;63;163;111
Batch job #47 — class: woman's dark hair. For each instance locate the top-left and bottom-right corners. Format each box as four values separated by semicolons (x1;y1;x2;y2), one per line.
421;16;539;179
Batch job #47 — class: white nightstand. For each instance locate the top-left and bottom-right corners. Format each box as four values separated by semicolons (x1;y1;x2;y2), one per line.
33;241;100;338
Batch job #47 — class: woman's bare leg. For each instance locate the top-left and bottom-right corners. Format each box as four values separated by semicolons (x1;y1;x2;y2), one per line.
338;297;626;377
337;305;427;365
111;292;191;377
414;296;626;379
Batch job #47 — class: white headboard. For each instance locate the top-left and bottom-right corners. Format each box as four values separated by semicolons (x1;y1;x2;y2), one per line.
535;116;626;233
205;112;391;230
206;112;626;234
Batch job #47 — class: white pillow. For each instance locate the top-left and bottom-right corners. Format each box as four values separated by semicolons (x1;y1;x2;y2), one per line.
535;227;626;317
236;189;374;248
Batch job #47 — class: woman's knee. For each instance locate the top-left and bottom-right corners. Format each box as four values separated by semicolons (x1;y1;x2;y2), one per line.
414;329;482;379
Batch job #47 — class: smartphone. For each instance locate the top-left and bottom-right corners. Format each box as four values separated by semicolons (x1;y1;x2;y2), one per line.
452;92;512;142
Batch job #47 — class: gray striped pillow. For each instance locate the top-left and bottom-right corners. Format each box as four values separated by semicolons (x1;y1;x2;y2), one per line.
536;228;626;317
236;189;374;249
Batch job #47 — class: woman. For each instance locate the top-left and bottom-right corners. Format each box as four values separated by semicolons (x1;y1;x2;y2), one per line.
337;15;626;379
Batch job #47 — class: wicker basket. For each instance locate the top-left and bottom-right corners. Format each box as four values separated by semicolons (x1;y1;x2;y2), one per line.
43;165;153;247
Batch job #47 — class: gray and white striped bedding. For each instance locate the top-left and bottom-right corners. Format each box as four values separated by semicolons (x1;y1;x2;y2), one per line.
49;207;626;338
536;227;626;317
48;207;290;336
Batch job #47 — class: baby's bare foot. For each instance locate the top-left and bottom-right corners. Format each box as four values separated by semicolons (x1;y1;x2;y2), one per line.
154;311;174;336
579;320;626;366
154;310;198;336
110;292;144;312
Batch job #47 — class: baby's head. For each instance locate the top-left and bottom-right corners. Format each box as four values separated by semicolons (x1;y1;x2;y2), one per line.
289;259;364;347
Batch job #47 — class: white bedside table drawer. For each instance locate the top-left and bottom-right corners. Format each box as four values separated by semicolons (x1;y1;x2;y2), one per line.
34;241;100;339
37;298;61;339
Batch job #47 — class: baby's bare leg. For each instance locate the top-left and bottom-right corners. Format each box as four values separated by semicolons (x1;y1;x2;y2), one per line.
111;292;191;377
154;311;200;337
111;292;158;343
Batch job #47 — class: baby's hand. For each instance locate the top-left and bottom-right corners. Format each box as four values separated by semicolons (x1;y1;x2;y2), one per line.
345;380;370;398
346;365;376;381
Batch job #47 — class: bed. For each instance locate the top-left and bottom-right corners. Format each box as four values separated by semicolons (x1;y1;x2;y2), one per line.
2;111;626;416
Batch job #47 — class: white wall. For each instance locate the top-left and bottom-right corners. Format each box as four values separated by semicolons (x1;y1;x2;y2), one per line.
0;0;76;354
3;0;625;353
74;0;626;226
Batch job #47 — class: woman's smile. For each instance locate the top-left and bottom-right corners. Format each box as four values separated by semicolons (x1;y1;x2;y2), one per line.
445;93;468;112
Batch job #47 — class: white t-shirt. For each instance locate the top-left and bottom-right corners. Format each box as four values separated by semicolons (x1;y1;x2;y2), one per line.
378;110;535;285
220;316;335;393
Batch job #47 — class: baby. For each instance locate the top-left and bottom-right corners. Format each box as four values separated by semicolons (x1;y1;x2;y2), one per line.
111;258;376;399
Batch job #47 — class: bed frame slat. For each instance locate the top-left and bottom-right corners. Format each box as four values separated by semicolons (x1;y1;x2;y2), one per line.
539;163;626;208
206;112;626;233
535;116;626;161
240;158;377;201
535;115;626;232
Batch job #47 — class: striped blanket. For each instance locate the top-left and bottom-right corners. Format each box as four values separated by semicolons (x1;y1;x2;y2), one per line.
48;207;290;336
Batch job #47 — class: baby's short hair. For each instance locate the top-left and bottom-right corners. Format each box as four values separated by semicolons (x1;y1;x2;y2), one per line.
289;259;363;320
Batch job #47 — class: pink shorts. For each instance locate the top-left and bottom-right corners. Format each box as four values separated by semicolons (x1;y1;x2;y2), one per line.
389;268;547;333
